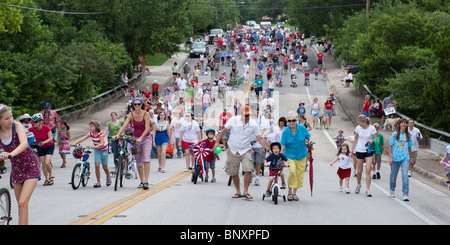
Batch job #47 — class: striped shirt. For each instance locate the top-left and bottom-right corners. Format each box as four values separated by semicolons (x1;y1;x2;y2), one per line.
89;131;108;151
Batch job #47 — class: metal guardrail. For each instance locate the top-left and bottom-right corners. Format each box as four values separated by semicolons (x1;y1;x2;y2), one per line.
54;73;142;115
362;85;450;140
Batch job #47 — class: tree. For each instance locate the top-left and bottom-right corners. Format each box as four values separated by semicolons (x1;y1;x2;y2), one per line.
0;0;24;34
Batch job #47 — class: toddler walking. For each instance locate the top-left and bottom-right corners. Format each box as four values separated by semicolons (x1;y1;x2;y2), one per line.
330;143;352;194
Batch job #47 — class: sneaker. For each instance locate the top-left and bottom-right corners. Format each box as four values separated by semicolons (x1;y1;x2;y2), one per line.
93;183;101;188
403;195;409;201
205;176;209;182
372;174;377;179
365;190;372;197
376;172;381;179
408;170;412;177
344;187;350;194
106;178;111;186
211;177;216;183
355;184;361;194
255;179;260;186
265;190;271;197
339;186;343;192
281;182;286;189
390;190;395;198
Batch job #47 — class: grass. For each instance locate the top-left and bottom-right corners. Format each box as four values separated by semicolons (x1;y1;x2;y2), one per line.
146;52;169;66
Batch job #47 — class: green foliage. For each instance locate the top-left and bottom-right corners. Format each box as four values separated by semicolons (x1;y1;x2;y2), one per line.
0;0;24;34
0;0;191;118
333;0;450;132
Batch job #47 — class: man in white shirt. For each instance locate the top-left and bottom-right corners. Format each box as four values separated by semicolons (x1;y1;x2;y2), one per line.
178;76;187;98
261;93;275;110
214;105;270;199
407;119;422;177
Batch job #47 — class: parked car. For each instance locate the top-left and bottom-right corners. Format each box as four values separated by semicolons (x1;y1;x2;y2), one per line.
208;29;223;44
190;42;209;58
348;65;359;74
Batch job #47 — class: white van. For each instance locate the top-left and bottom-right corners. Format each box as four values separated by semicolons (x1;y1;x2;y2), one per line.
260;22;272;28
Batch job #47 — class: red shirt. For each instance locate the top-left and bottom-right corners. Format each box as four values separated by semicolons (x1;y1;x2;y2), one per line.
304;72;310;78
151;84;159;92
218;39;223;47
198;139;216;162
29;125;53;148
324;101;334;110
267;67;272;75
317;53;323;61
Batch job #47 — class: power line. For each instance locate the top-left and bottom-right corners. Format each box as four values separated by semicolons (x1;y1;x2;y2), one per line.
188;3;367;10
3;3;108;15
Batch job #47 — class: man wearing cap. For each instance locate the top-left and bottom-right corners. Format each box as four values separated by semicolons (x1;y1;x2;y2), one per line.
40;102;60;140
214;105;270;199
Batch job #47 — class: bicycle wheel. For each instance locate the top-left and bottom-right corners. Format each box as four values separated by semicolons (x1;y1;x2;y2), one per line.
0;188;11;225
193;165;201;184
71;163;82;190
273;186;279;205
81;162;90;187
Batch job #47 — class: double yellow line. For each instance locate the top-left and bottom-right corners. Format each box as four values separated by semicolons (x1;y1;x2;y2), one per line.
71;171;191;225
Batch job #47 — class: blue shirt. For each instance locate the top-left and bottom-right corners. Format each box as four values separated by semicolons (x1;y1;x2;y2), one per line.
280;124;311;160
389;132;412;162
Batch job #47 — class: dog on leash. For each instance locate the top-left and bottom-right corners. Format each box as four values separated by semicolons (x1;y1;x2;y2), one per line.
383;118;400;131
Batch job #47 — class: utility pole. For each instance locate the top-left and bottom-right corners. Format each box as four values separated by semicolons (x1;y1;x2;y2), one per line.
366;0;370;18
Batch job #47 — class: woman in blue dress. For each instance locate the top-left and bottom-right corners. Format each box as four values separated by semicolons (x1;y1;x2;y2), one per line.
153;111;172;173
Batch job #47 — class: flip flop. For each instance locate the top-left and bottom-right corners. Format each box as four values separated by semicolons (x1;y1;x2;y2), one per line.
243;193;253;199
232;193;243;198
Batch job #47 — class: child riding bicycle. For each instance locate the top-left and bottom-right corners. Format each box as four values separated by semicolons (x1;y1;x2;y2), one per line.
264;142;288;197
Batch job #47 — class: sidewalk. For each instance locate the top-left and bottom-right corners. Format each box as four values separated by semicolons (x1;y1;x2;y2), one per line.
316;46;447;187
68;52;189;141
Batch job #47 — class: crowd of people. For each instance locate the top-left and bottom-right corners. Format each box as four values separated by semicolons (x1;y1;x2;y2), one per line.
0;22;448;225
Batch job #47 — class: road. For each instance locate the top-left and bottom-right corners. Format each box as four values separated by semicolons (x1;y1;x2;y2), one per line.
1;42;449;227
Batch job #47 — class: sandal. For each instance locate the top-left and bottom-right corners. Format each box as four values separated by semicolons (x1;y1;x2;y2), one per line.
143;182;149;190
287;193;293;201
232;193;242;198
293;194;299;201
161;169;166;173
243;193;253;199
137;182;143;188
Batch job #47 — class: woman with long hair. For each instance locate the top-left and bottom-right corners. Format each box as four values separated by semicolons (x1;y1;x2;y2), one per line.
351;114;378;197
388;118;413;201
0;104;40;225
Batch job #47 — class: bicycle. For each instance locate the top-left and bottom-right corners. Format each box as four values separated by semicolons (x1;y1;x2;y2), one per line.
0;187;11;225
114;135;139;191
71;145;92;190
0;155;12;225
262;166;286;205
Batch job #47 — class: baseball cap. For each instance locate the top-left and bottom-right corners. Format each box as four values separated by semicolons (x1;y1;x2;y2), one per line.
44;102;51;108
240;105;251;115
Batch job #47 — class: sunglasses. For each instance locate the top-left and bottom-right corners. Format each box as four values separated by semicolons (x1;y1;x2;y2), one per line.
133;103;142;106
287;119;297;123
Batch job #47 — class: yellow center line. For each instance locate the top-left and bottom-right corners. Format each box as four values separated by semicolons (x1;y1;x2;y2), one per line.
71;171;190;225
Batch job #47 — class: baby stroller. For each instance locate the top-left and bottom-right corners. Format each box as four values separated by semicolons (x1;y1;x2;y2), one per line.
276;77;283;87
290;75;297;88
